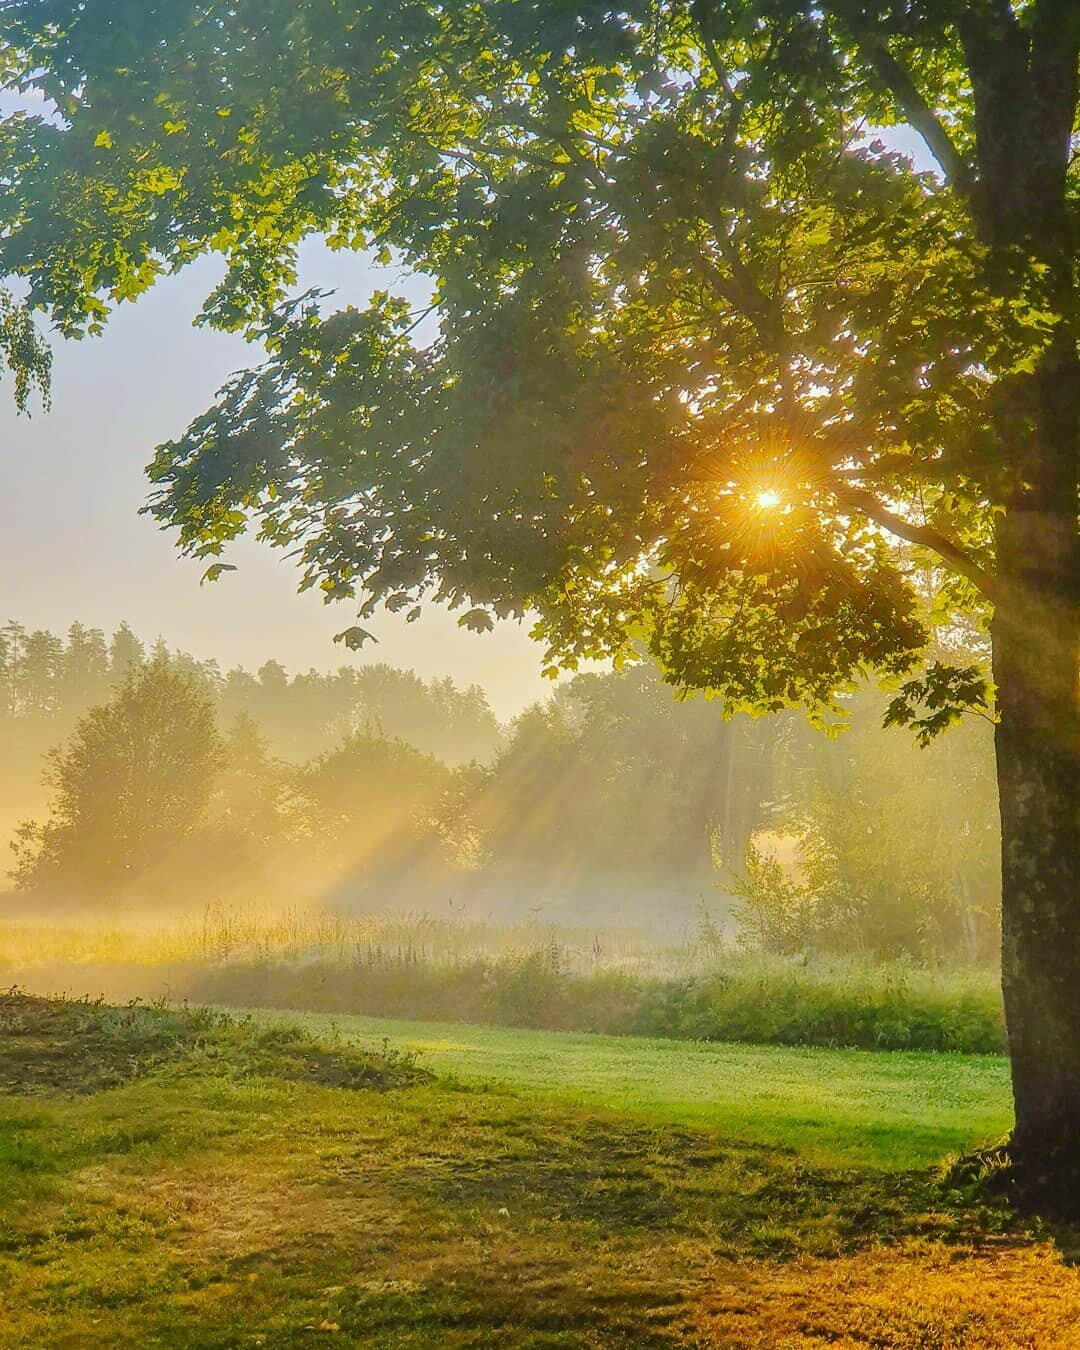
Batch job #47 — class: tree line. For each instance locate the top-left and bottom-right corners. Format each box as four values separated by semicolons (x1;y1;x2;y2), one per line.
4;622;999;960
0;619;502;764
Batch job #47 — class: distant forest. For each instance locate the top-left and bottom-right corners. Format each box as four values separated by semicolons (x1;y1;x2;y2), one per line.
1;620;999;957
0;619;502;765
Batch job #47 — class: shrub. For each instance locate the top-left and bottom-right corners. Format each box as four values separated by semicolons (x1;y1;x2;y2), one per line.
187;950;1006;1055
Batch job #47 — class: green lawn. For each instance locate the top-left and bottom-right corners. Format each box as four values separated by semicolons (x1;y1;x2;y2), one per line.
6;994;1070;1349
247;1009;1013;1170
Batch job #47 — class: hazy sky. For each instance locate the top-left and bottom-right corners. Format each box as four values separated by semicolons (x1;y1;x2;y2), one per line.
0;241;554;720
0;91;930;725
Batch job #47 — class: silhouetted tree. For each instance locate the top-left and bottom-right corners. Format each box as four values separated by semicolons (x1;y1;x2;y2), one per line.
108;622;144;681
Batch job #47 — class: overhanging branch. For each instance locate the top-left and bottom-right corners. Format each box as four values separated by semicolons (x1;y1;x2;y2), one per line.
856;34;976;201
832;480;996;600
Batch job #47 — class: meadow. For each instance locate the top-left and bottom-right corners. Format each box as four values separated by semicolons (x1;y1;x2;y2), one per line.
0;991;1075;1348
0;904;1006;1054
251;1010;1011;1170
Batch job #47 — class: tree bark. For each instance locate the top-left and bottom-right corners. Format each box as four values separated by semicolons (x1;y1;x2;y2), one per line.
960;0;1080;1209
992;352;1080;1210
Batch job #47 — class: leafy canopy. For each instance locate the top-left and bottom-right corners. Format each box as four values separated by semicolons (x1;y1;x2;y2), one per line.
11;659;223;893
2;1;1073;724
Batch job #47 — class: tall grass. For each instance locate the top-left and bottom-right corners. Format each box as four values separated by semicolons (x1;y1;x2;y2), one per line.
188;947;1005;1053
0;902;682;973
0;902;1005;1054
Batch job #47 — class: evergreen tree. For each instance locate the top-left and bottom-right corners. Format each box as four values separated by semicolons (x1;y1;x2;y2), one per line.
108;622;144;680
59;623;110;713
18;630;64;719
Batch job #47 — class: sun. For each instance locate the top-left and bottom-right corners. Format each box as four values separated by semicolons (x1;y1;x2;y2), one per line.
755;488;783;510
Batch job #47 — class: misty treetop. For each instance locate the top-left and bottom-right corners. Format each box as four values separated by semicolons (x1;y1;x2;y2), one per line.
11;659;224;894
0;617;502;764
1;619;143;720
737;681;1000;964
4;620;998;961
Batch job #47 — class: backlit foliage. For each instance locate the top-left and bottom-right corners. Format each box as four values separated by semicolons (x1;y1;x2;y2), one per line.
2;1;1064;725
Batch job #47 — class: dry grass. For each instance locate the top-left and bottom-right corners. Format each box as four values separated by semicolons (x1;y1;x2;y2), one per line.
690;1242;1080;1348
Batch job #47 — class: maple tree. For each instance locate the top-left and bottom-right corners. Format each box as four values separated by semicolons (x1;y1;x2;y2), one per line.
0;0;1076;1204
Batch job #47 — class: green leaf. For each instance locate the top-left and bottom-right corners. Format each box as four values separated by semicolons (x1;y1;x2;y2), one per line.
200;563;238;585
458;608;495;634
333;626;379;650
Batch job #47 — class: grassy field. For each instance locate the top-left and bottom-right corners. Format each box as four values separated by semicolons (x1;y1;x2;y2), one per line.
0;904;677;974
1;903;1006;1054
251;1010;1012;1170
2;993;1077;1348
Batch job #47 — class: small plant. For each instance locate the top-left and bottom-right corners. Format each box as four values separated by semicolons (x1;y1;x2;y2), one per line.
694;896;726;963
732;841;821;956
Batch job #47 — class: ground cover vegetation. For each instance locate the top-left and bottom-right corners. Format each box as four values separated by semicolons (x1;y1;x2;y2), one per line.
4;990;1078;1349
0;901;1007;1054
0;0;1075;1200
188;943;1006;1054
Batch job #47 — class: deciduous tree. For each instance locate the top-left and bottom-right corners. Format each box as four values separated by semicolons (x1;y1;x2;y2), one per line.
12;660;223;894
1;1;1076;1204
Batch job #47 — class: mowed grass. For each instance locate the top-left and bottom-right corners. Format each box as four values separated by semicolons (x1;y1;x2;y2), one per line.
2;994;1077;1349
247;1010;1013;1171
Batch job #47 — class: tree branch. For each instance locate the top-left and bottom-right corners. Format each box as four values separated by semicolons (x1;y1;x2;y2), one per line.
856;33;976;199
831;480;996;600
831;451;941;483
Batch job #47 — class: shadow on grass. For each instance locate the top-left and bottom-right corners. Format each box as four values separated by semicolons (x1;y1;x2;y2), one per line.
2;992;1077;1348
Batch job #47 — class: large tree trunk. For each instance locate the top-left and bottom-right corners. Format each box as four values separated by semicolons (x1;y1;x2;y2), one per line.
992;352;1080;1210
960;0;1080;1209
